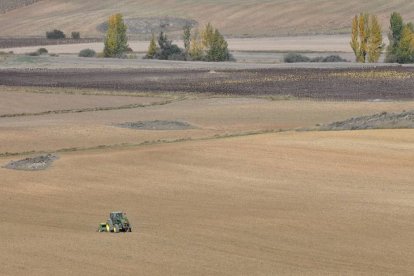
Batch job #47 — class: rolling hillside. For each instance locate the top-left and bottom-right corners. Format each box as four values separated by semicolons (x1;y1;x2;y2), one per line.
1;0;414;38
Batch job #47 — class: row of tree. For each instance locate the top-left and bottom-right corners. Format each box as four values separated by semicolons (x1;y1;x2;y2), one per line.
102;13;230;62
103;12;414;64
146;23;231;62
351;12;414;64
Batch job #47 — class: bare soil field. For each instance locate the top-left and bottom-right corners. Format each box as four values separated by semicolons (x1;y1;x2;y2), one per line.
0;61;413;274
1;129;413;275
0;35;354;54
1;67;414;100
1;1;414;274
0;85;413;154
1;0;414;37
0;86;163;116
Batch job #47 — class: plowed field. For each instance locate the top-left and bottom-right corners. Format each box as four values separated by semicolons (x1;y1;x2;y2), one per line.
1;75;413;275
1;67;414;100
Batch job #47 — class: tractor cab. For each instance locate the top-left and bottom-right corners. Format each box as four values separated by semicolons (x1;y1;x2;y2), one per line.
110;212;126;223
99;211;132;233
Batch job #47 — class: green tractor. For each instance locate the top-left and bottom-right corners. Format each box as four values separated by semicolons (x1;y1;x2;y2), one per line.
97;212;132;233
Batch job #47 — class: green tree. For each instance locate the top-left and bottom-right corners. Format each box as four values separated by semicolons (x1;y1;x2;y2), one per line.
207;29;230;62
148;23;230;62
190;23;231;61
384;12;414;63
146;33;157;58
389;12;404;46
104;13;128;57
155;32;183;60
386;12;404;62
183;25;192;54
396;25;414;63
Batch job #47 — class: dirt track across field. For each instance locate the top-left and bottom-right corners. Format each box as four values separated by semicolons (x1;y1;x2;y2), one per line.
1;67;414;100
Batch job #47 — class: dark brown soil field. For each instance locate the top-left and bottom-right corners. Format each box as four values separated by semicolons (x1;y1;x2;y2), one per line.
0;37;102;49
1;67;414;100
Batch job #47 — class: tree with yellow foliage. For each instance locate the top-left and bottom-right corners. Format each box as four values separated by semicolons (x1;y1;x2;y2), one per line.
189;29;204;60
358;13;369;62
190;23;230;61
350;13;383;63
104;13;128;57
146;33;157;59
397;24;414;63
350;15;360;61
201;23;215;49
367;15;383;63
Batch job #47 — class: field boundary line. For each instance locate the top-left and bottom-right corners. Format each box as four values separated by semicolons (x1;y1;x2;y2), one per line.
0;128;286;158
0;98;184;118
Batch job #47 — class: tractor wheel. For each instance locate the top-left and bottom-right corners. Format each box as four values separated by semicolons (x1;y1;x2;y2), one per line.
106;224;110;232
128;228;132;232
114;225;120;233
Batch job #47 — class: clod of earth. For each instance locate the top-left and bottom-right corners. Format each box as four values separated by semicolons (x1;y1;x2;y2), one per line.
117;120;194;130
2;154;58;171
318;110;414;131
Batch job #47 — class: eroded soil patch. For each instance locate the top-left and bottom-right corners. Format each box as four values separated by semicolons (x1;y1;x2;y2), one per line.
3;154;58;171
117;120;194;130
318;110;414;130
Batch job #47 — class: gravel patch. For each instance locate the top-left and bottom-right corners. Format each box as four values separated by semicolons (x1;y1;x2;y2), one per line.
117;120;194;130
3;154;58;171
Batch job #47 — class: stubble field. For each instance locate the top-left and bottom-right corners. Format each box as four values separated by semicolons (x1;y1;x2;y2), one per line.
0;74;413;275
